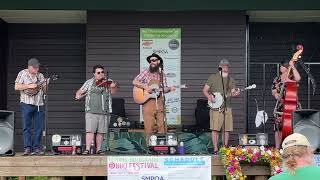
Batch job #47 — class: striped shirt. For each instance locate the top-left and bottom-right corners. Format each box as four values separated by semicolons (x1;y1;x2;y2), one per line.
134;68;168;87
15;69;45;106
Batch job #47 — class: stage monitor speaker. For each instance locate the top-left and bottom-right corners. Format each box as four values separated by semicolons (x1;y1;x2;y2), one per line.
293;109;320;150
195;99;210;130
112;98;126;117
0;110;14;156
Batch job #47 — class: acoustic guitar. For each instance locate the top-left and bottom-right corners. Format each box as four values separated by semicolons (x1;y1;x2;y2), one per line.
24;74;59;96
133;80;187;104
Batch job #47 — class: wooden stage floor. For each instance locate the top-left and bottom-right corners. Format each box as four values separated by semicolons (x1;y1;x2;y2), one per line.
0;154;271;177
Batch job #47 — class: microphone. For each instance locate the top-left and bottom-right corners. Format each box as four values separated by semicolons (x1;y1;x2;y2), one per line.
218;67;222;71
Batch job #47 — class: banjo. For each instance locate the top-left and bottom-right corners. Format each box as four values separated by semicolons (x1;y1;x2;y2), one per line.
208;84;256;109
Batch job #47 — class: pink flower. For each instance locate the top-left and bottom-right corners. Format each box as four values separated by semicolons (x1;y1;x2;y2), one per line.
276;169;283;174
240;155;246;161
255;152;261;158
231;159;237;165
227;166;235;173
251;157;257;163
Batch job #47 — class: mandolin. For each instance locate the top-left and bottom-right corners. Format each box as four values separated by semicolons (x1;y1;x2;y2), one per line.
24;75;59;96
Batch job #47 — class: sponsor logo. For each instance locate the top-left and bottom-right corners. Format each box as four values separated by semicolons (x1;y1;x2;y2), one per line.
142;40;153;48
141;176;165;180
171;107;178;113
153;48;168;54
168;39;180;50
166;73;176;78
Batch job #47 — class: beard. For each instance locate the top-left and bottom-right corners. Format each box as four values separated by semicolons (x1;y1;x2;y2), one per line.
149;64;161;73
222;72;228;77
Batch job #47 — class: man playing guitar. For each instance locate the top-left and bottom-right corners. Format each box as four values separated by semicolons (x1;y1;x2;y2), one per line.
14;58;48;155
202;59;240;154
133;53;175;141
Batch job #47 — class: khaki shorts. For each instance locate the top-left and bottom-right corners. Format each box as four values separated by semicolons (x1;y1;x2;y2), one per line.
85;113;109;133
209;108;233;131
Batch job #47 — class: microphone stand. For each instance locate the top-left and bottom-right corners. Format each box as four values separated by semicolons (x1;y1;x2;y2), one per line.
42;66;49;154
219;69;227;148
105;71;112;151
159;65;167;133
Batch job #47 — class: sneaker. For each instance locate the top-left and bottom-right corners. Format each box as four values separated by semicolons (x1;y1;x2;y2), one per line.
23;148;31;156
31;148;41;156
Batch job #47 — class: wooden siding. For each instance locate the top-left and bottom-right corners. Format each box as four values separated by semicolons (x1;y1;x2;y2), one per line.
248;23;320;145
6;24;86;151
86;11;247;144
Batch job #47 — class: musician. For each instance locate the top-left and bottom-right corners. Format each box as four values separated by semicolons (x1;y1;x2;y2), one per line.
269;133;320;180
132;53;175;140
14;58;48;155
75;65;118;155
271;60;301;149
202;59;240;154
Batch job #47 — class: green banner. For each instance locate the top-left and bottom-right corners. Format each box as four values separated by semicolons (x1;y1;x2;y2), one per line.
140;28;181;39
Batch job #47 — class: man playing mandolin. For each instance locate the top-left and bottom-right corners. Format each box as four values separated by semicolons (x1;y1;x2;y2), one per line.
75;65;118;154
203;59;240;154
272;55;302;149
133;53;175;141
14;58;48;155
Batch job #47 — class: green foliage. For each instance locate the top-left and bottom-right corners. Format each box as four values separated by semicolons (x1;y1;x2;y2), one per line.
105;131;213;154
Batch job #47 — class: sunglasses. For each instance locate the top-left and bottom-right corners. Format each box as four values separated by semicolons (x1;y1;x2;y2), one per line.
96;71;104;74
150;58;158;62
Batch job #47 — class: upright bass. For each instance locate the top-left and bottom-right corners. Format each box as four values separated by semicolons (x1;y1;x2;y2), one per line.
274;45;304;140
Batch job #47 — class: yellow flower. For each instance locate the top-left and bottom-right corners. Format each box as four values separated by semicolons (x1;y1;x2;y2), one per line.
236;149;242;156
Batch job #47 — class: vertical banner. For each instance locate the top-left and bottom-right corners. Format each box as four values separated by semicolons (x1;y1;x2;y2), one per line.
107;156;211;180
140;28;181;125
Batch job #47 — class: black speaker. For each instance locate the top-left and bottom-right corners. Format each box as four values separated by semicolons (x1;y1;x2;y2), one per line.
293;109;320;150
195;99;210;130
0;110;15;156
111;98;125;117
109;98;130;128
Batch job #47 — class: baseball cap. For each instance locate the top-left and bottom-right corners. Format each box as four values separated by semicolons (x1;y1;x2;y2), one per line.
28;58;41;68
219;59;230;66
282;133;311;150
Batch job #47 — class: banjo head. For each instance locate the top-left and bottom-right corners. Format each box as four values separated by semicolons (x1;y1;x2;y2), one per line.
208;92;224;109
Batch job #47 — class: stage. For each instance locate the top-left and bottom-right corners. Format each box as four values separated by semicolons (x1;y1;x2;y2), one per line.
0;154;270;179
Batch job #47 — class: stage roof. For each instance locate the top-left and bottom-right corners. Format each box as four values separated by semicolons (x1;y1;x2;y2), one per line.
0;0;320;11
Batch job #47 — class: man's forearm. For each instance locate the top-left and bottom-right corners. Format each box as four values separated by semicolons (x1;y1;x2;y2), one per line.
15;83;29;91
133;80;147;89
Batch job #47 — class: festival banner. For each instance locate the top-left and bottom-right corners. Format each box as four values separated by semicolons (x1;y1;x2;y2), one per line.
107;156;211;180
140;28;181;125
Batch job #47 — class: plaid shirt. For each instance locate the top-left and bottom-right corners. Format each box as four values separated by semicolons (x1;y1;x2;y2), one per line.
15;69;45;106
134;68;168;87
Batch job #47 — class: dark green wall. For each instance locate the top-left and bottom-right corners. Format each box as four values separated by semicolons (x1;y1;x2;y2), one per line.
0;0;320;11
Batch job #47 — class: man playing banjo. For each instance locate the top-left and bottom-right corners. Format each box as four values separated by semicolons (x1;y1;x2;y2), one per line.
202;59;240;154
